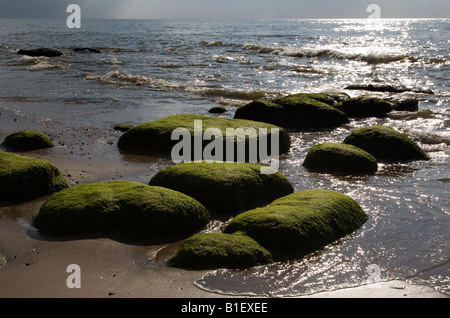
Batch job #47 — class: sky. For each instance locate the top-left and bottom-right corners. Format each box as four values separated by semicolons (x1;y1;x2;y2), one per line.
0;0;449;19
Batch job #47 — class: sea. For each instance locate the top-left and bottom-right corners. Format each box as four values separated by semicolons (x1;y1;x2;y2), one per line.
0;18;449;297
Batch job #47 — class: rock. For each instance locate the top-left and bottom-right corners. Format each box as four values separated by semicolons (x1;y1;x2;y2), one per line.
334;96;393;118
303;143;378;174
345;84;434;95
343;125;430;162
234;93;349;130
113;124;135;132
16;48;63;57
391;98;419;112
117;114;291;159
345;84;410;93
208;106;227;114
224;189;368;259
149;161;294;215
296;92;350;106
73;48;101;53
0;151;70;201
167;233;273;269
32;181;210;240
3;130;54;151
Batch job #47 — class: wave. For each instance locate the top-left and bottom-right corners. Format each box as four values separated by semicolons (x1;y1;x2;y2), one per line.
237;43;441;65
16;55;68;71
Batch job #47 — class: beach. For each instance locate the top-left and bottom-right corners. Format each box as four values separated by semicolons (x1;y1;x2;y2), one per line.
0;107;447;299
1;18;449;299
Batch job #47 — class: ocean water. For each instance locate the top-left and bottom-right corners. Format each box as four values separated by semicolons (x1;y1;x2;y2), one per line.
0;18;449;296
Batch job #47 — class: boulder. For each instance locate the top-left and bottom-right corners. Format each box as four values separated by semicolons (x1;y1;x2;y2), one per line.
32;181;210;240
149;161;294;215
17;48;63;57
0;151;70;201
167;233;273;269
334;96;393;118
117;114;291;159
343;125;430;162
391;98;419;112
234;93;349;130
224;189;368;259
3;130;54;151
208;106;227;114
113;124;135;132
303;143;378;174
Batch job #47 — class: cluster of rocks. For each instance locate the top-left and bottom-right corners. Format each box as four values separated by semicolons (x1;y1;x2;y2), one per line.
1;87;431;270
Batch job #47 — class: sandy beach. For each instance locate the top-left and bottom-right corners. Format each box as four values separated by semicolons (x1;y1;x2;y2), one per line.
0;106;448;300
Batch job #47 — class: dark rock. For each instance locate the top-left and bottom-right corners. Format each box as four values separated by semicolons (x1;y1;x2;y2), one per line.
334;96;393;118
73;48;102;54
343;125;430;162
17;48;63;57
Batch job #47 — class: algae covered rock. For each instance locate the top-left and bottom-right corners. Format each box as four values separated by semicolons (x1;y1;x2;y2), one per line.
224;189;368;259
303;143;378;174
149;162;294;215
208;106;227;114
234;93;349;130
3;130;54;151
0;151;70;201
343;125;430;162
334;96;393;118
118;114;291;159
33;181;210;239
167;232;274;269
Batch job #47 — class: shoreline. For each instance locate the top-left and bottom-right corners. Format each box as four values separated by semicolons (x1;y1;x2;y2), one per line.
0;107;448;299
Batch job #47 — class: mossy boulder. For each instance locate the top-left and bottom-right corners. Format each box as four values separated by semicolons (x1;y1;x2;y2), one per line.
149;162;294;215
303;143;378;174
234;93;349;130
3;130;54;151
343;125;430;162
32;181;210;240
0;151;70;201
334;96;393;118
167;232;274;269
118;114;291;159
224;190;368;259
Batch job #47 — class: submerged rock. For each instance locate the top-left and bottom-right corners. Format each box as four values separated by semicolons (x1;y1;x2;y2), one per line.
208;106;227;114
0;151;70;201
117;114;291;159
167;232;274;269
334;96;393;118
345;84;434;95
3;130;54;151
391;98;420;112
17;48;63;57
149;161;294;215
33;181;210;240
73;48;101;54
343;125;430;162
224;189;368;259
234;93;349;130
303;143;378;174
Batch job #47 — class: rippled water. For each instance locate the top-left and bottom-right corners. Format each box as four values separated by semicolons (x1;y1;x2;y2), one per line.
0;18;449;296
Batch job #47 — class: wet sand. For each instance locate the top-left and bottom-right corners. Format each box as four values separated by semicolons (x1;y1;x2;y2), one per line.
0;107;448;299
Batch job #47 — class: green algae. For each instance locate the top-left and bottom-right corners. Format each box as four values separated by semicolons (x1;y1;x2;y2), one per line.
167;232;274;269
33;181;210;240
343;125;430;162
0;151;70;201
3;130;54;151
303;143;378;174
149;161;294;215
224;189;368;259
